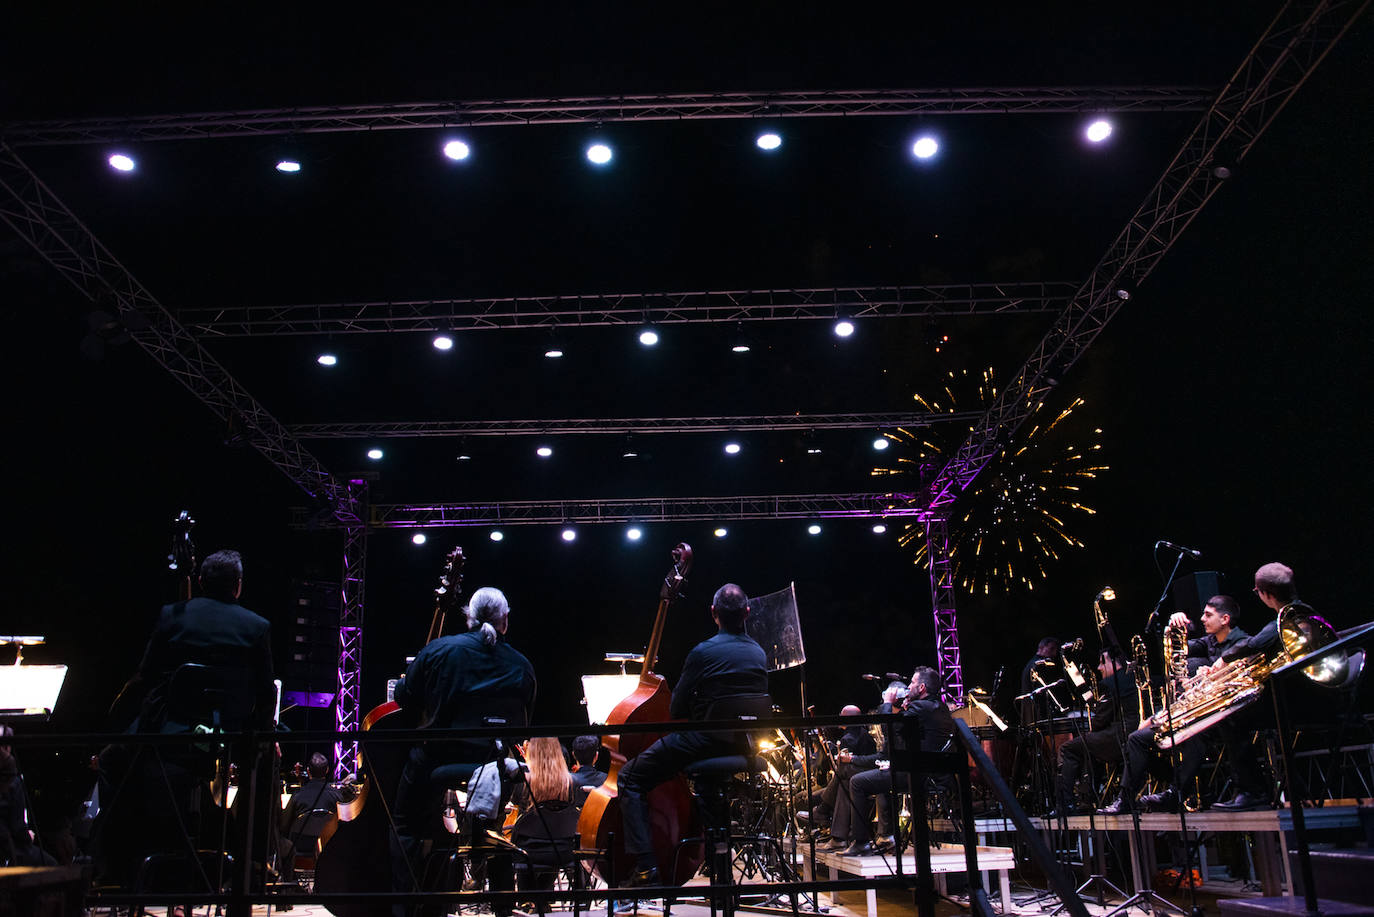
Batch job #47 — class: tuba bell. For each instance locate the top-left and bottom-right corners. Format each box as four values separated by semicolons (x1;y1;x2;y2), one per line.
1148;602;1346;749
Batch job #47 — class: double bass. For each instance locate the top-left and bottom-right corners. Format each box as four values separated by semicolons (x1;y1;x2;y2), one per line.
578;543;704;885
313;546;465;917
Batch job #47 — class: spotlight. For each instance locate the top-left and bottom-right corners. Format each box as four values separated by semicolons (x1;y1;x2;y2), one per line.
443;139;471;161
432;335;454;351
586;143;613;165
317;353;338;366
806;447;823;455
1211;162;1233;180
561;528;577;542
833;319;855;338
536;446;553;458
544;347;564;358
732;342;751;353
638;328;659;347
731;323;752;353
872;436;890;451
626;526;643;541
622;435;638;459
456;454;472;461
724;442;742;455
1115;283;1134;301
275;158;302;173
1085;119;1113;143
872;523;888;534
366;448;384;460
807;524;822;535
714;527;728;538
412;533;427;545
107;153;136;172
755;132;782;151
490;530;504;542
911;135;939;160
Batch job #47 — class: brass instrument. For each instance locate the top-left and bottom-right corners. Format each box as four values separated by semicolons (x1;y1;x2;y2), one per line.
1129;634;1154;723
1149;602;1347;749
1162;620;1189;705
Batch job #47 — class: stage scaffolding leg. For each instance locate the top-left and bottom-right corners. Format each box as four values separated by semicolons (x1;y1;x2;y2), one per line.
926;517;964;702
335;481;369;779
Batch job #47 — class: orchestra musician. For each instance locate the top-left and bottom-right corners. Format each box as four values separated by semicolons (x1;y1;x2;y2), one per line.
811;704;877;849
616;583;770;888
840;667;955;857
1019;637;1066;725
1100;593;1262;814
1051;649;1136;816
280;752;354;862
507;736;582;894
569;735;607;795
388;586;537;917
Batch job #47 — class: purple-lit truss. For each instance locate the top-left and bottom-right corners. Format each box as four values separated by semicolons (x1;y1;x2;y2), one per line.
331;493;931;530
336;483;368;780
290;411;982;439
2;87;1213;146
180;282;1072;337
924;517;963;702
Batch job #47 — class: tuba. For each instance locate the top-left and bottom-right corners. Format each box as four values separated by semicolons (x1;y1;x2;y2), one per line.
1149;602;1347;749
1162;620;1190;706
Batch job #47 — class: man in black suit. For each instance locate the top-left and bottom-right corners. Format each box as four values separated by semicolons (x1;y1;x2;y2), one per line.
570;735;607;798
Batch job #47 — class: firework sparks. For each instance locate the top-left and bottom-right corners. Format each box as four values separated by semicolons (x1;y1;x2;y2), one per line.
874;368;1107;594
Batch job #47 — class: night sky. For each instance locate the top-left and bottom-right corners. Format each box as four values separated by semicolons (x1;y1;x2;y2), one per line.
1;5;1370;761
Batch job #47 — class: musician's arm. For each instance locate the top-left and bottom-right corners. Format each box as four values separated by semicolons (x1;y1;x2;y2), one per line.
669;648;703;720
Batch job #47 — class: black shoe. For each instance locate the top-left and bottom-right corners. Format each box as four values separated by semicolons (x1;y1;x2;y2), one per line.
838;841;882;857
1141;789;1180;813
819;837;847;850
627;866;660;887
1097;797;1133;815
1213;791;1267;811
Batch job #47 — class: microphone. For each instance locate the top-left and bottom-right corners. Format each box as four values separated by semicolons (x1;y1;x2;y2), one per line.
860;673;881;681
1156;540;1201;558
884;672;907;682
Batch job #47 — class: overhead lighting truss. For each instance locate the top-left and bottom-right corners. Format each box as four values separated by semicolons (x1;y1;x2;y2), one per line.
289;410;983;439
299;493;933;530
182;282;1074;337
2;87;1214;146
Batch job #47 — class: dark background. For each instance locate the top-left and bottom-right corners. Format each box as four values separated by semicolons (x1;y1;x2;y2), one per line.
1;5;1370;757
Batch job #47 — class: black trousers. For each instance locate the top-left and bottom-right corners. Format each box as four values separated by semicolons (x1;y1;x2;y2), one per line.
1121;726;1205;800
1056;728;1125;807
847;768;903;846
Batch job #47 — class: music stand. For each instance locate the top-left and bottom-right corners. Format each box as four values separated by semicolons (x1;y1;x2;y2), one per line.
0;635;67;720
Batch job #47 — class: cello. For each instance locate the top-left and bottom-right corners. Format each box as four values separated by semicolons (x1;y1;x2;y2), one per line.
577;543;705;886
313;546;465;917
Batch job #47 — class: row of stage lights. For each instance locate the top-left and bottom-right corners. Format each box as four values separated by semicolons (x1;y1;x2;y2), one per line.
362;435;891;464
101;119;1117;175
407;519;890;547
314;316;917;367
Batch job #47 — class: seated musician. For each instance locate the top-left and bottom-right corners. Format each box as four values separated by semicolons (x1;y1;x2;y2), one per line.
1101;594;1262;814
389;586;537;917
280;752;354;854
0;725;57;867
1051;649;1136;816
569;735;607;796
1019;637;1066;727
507;736;581;893
807;709;873;852
841;666;955;857
617;583;769;887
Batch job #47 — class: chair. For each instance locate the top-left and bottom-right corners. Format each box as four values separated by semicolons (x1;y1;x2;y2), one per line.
510;799;586;916
284;805;337;891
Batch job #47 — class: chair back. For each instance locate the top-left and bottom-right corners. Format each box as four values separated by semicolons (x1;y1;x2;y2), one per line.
164;663;259;733
511;799;582;868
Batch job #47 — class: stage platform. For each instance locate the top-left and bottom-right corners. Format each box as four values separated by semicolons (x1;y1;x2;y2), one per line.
795;841;1016;917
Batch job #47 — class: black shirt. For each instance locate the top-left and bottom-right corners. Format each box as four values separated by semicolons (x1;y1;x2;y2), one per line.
670;631;769;721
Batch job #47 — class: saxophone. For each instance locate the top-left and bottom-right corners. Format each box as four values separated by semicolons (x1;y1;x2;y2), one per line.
1148;602;1346;749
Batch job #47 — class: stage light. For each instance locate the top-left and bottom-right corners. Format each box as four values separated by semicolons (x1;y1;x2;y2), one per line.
872;523;888;534
724;442;741;455
732;342;751;353
275;158;302;173
1085;120;1113;143
367;448;384;460
638;328;659;346
756;132;782;151
433;335;454;351
807;448;822;455
561;528;577;542
544;347;564;358
317;353;338;366
626;526;643;541
714;527;728;538
807;524;822;535
412;533;427;545
911;136;939;160
622;435;638;459
536;446;553;458
443;139;471;161
490;530;504;542
586;143;613;165
456;454;471;461
873;436;890;451
108;153;136;172
833;319;855;338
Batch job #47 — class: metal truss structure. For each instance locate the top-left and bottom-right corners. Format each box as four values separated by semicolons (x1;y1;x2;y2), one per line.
335;482;368;780
0;141;359;523
289;410;982;439
328;493;931;530
922;0;1369;519
181;282;1073;337
2;87;1214;146
924;517;963;702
